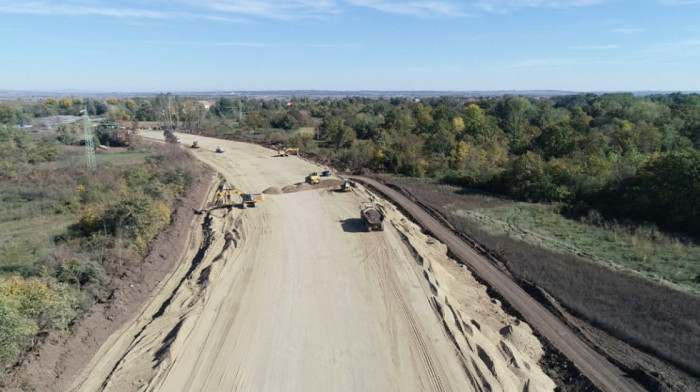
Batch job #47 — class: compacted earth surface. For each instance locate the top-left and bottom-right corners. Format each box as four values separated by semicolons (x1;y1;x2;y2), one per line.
39;132;555;392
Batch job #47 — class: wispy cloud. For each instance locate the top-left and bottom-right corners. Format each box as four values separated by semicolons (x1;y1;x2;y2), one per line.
614;27;644;34
658;0;700;5
346;0;469;17
0;0;249;22
579;44;619;50
658;39;700;47
0;2;170;18
474;0;606;14
180;0;340;20
502;58;576;67
0;0;664;21
0;0;473;20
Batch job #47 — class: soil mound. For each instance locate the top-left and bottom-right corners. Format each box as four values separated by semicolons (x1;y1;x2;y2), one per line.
282;183;313;193
318;179;343;188
263;187;283;195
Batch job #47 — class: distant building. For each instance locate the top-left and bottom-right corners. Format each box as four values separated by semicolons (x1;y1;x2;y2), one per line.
198;100;213;110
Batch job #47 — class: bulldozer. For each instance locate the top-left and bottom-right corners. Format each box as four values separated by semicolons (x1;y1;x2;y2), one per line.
340;179;353;192
191;141;200;148
278;147;300;157
305;172;320;185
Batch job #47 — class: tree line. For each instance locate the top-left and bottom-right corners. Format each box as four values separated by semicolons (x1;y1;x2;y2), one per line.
1;92;698;236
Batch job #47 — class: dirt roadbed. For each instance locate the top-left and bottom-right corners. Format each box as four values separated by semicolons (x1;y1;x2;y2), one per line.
61;133;560;391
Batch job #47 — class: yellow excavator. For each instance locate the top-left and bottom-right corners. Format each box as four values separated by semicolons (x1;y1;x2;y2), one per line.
197;186;264;214
278;147;300;157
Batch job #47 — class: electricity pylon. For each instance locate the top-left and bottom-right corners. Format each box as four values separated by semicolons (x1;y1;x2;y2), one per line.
82;107;96;170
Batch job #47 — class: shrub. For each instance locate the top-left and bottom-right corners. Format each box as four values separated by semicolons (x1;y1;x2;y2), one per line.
0;294;37;370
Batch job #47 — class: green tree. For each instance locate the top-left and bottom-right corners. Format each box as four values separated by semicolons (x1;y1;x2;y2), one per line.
538;123;575;158
244;111;266;131
618;150;700;234
318;116;344;142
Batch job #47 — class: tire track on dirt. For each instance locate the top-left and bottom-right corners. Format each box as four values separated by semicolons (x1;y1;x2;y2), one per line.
365;237;452;392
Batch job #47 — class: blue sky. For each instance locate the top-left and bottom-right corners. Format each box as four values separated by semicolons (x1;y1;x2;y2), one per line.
1;0;699;92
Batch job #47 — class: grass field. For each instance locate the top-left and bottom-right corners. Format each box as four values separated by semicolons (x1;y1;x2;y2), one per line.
95;152;152;164
0;215;75;278
452;203;700;292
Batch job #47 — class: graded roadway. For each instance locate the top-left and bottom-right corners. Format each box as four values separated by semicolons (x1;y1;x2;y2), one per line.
70;132;634;392
71;133;471;391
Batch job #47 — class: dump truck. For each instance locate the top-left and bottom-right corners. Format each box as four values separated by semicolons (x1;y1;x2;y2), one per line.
340;179;353;192
191;141;200;148
360;203;385;231
306;172;320;184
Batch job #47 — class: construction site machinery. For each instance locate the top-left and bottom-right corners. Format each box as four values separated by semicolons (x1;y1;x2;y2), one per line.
278;147;300;157
306;172;320;185
197;188;263;213
340;179;353;192
216;146;224;153
241;193;264;208
191;141;200;148
360;203;385;231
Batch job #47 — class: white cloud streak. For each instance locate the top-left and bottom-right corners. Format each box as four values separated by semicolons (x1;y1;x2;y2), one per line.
0;0;249;22
658;0;700;5
579;44;619;50
0;0;669;21
474;0;606;13
614;27;644;34
346;0;469;17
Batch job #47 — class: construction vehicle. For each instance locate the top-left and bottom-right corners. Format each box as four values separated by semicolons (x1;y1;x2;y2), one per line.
191;141;200;148
278;147;300;157
340;179;353;192
216;146;224;153
241;193;264;208
197;187;264;213
305;172;320;185
360;203;385;231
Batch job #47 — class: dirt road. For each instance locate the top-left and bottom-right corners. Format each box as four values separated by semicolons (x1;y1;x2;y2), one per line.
350;176;644;392
70;133;555;392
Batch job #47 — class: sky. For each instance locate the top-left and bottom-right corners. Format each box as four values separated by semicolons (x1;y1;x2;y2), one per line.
1;0;699;93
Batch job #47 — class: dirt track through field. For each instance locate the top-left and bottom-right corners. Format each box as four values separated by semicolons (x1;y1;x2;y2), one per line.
70;133;556;392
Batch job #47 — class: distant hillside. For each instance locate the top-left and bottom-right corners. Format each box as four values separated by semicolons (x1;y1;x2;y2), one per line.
4;89;696;100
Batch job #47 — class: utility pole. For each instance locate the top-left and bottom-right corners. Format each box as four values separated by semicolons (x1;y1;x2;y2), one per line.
82;107;96;170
